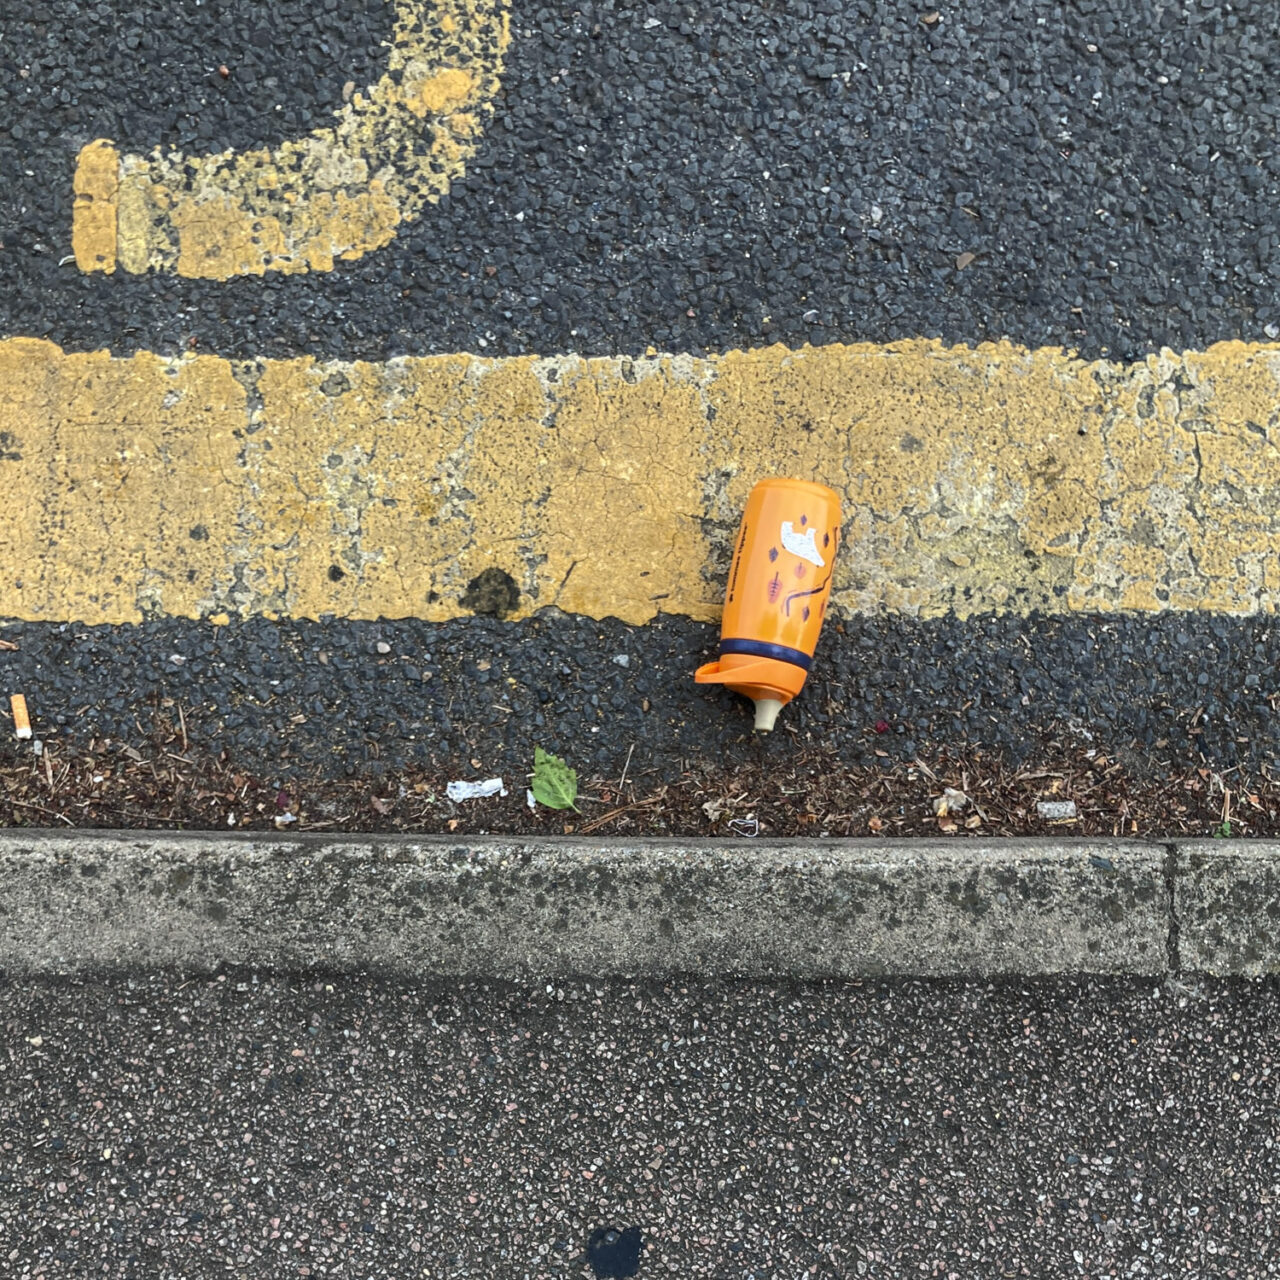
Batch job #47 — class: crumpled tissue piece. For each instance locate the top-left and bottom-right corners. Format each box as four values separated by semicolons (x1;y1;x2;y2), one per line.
447;777;508;802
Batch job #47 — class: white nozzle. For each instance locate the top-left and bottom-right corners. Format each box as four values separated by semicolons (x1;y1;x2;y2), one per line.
752;698;783;733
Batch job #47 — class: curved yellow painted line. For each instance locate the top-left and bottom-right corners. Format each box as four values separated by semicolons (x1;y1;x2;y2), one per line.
72;0;509;280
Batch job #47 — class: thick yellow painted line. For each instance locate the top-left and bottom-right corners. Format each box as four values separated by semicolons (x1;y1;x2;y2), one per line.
2;337;1279;626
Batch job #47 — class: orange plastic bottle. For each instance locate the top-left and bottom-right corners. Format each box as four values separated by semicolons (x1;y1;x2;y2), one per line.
696;476;844;732
695;477;841;732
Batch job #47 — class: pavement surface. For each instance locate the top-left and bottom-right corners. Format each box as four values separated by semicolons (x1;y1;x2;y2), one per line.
5;0;1280;809
0;609;1276;786
2;0;1277;359
2;971;1275;1277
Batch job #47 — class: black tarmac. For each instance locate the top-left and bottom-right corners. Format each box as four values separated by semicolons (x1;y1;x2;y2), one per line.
2;972;1276;1276
0;609;1276;785
1;0;1278;360
4;1;1279;794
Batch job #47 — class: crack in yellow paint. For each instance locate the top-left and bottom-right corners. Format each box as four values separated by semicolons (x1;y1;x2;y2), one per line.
71;0;508;280
3;338;1280;626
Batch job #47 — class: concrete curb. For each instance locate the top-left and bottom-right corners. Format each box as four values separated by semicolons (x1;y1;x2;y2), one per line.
1174;840;1280;977
0;830;1175;977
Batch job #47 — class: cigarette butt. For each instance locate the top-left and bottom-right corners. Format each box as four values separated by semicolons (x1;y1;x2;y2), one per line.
10;693;31;740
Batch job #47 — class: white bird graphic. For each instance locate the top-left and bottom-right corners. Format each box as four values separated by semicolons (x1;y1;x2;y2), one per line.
780;521;825;568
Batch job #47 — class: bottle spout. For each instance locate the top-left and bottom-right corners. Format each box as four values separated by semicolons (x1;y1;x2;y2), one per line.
696;659;793;729
752;698;784;733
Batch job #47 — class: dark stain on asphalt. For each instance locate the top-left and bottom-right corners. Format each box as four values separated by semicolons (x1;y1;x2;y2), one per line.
587;1225;644;1277
461;567;520;619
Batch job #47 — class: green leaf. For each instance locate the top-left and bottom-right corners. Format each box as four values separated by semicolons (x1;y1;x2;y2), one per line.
531;746;579;812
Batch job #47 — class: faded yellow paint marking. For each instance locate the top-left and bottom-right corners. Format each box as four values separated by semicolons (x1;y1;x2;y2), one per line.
71;140;119;274
403;68;477;117
4;338;1280;626
71;0;508;280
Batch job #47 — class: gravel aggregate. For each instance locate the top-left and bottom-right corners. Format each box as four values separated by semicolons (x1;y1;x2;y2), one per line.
1;972;1277;1276
0;610;1277;786
1;0;1277;359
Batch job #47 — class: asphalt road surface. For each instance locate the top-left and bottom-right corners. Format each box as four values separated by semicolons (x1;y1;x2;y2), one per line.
2;972;1275;1277
4;0;1280;793
2;610;1273;788
3;0;1276;360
